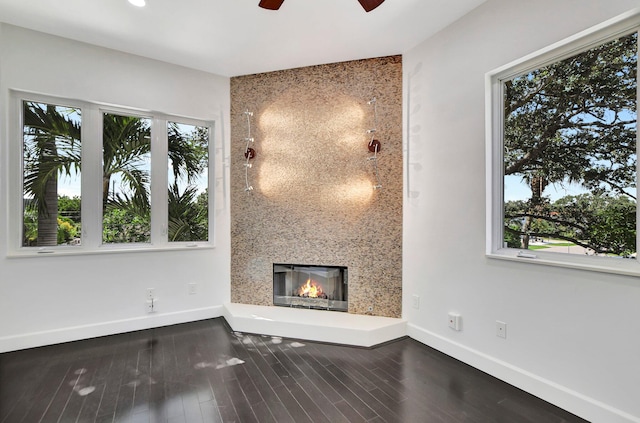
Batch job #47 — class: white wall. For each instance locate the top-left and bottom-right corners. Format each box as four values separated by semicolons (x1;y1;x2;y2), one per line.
403;1;640;422
0;24;231;352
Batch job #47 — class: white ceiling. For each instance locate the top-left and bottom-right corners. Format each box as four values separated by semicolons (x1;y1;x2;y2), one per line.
0;0;485;77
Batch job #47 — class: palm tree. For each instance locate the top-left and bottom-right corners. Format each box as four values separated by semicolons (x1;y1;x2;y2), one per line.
101;118;209;243
167;183;208;241
23;102;81;246
167;122;209;242
23;106;208;246
168;122;205;182
102;113;151;213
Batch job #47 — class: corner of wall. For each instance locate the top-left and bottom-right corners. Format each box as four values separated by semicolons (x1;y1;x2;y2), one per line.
407;323;640;423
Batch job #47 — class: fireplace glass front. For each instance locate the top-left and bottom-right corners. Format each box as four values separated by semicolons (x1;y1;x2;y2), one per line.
273;263;348;312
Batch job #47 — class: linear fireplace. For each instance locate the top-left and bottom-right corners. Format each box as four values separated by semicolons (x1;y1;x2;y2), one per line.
273;263;348;312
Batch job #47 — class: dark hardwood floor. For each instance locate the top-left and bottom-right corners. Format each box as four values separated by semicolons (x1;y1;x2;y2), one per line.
0;318;588;423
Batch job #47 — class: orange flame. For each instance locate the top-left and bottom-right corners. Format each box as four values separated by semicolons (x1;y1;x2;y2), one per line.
297;279;324;298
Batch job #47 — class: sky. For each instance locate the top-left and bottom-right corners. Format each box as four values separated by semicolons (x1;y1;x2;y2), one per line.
55;122;208;200
504;175;592;203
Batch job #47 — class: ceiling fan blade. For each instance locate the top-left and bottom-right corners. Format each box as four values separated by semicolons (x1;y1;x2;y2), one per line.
357;0;385;12
259;0;284;10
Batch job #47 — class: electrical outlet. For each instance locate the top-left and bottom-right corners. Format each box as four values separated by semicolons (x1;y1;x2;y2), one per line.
448;313;461;331
496;321;507;339
188;283;197;295
412;295;420;309
146;288;155;300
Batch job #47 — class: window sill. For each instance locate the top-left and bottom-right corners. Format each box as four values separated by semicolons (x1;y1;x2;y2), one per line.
7;243;214;258
487;248;640;278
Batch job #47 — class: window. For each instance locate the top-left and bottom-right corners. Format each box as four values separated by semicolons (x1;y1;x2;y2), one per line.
486;11;639;275
22;101;82;247
10;93;214;255
167;122;209;242
102;113;152;244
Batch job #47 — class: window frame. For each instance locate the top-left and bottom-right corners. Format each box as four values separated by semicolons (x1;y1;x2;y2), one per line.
165;119;211;244
8;91;215;257
485;10;640;276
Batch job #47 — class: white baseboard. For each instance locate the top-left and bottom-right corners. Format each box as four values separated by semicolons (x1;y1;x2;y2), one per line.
0;306;224;353
223;303;407;347
407;323;640;423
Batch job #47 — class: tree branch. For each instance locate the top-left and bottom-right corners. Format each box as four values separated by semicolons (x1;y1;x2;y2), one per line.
506;212;589;233
504;225;626;255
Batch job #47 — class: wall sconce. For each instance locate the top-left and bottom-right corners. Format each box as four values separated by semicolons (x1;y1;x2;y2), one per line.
367;97;383;190
243;110;256;192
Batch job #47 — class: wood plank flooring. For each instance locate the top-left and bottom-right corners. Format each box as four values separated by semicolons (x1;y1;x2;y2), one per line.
0;318;588;423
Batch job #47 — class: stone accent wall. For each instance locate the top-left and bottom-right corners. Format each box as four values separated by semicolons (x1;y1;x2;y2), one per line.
230;55;402;318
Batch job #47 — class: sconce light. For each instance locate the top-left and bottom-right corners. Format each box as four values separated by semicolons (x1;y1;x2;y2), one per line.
243;111;256;192
367;98;383;190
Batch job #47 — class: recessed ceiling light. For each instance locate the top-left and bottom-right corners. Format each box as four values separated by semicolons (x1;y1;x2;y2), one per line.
128;0;145;7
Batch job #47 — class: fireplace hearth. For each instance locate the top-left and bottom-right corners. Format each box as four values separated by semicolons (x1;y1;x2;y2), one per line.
273;263;348;312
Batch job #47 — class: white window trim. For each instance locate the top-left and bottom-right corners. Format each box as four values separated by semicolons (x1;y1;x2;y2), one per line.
485;8;640;277
7;91;215;257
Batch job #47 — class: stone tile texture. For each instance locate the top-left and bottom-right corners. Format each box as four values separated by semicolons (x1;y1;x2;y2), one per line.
230;56;402;318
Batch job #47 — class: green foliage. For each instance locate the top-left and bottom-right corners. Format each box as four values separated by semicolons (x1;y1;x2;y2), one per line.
23;207;38;246
102;206;150;243
503;221;522;248
23;107;209;247
168;122;208;183
23;103;81;219
168;185;208;242
504;34;637;186
22;102;81;246
196;189;208;211
503;32;637;255
58;195;81;222
102;113;151;212
101;113;153;244
57;217;78;244
166;123;209;242
23;194;82;246
528;245;551;250
505;193;636;256
554;194;636;256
